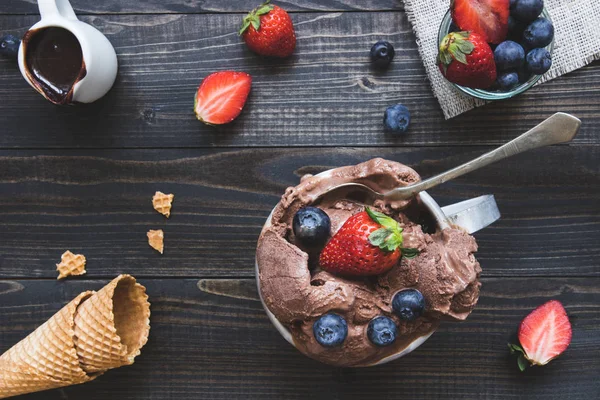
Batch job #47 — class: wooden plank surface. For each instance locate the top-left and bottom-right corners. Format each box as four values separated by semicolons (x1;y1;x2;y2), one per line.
1;13;599;149
1;0;404;15
0;277;598;399
0;146;597;278
1;1;599;398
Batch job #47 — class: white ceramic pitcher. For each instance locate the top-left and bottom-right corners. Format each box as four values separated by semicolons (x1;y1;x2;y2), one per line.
18;0;118;104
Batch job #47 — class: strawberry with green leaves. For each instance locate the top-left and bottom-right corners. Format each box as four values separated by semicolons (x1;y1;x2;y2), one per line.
509;300;572;371
240;1;296;58
437;31;497;89
319;208;418;276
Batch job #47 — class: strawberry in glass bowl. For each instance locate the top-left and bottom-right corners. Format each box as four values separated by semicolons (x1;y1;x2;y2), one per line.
437;0;554;100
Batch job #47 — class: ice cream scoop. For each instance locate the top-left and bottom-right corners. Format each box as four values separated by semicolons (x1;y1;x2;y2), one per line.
255;159;500;367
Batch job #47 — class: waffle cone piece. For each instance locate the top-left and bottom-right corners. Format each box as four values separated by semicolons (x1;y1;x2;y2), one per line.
152;191;174;218
0;275;150;399
56;250;87;280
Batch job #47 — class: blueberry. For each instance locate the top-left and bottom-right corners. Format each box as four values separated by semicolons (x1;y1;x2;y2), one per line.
511;0;543;22
522;18;554;48
516;65;532;82
367;316;398;347
313;313;348;347
293;207;330;247
494;41;525;71
497;71;519;90
526;48;552;74
0;34;20;58
508;16;526;40
384;104;411;133
448;22;460;33
370;40;395;68
392;289;425;321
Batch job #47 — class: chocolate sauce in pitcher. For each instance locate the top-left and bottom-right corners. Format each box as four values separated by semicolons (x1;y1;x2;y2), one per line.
23;27;86;104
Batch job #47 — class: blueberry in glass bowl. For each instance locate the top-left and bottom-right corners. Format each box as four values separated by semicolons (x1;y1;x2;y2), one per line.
437;6;554;101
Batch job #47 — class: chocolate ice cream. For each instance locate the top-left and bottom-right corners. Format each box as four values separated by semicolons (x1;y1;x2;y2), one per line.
256;158;481;367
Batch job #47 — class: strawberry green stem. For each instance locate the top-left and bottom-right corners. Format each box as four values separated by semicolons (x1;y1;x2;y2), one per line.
239;0;274;35
366;208;420;257
366;208;404;253
437;31;475;72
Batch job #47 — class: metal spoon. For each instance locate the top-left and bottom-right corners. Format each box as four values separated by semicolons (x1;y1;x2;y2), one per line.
321;112;581;204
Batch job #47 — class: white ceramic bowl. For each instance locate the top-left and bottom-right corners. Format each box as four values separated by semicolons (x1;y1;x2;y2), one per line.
255;167;500;366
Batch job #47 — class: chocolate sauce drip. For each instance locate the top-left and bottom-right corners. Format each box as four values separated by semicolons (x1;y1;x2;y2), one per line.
23;27;86;105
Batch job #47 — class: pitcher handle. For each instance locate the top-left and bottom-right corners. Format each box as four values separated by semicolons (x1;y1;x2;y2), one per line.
38;0;78;21
441;195;500;234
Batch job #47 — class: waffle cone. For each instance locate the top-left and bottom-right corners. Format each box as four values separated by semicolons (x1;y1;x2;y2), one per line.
0;275;150;399
0;292;98;398
73;275;150;373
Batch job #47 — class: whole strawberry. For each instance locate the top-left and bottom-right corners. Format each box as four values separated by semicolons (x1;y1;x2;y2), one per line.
240;1;296;58
437;31;497;89
319;208;418;276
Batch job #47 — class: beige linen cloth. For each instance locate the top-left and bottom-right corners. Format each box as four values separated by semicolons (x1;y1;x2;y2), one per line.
401;0;600;119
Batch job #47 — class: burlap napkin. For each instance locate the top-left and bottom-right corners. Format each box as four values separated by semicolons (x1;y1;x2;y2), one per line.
402;0;600;119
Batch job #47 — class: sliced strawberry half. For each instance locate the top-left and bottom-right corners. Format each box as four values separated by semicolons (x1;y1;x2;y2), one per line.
509;300;572;371
451;0;509;44
194;71;252;125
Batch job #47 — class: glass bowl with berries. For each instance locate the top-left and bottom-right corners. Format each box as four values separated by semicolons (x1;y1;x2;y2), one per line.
437;0;555;100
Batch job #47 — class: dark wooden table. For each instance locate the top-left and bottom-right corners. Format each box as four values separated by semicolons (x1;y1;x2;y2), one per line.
1;1;599;399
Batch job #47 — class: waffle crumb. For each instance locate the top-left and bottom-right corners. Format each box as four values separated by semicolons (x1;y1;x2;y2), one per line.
152;191;174;218
147;229;164;254
56;250;87;280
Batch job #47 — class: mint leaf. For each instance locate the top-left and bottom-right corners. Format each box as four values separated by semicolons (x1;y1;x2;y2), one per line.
401;247;419;259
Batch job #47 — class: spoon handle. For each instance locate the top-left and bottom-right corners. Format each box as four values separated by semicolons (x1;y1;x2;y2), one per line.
385;112;581;201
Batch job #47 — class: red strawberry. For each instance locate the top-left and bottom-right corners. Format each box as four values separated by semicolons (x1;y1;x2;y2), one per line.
319;208;418;276
240;1;296;58
194;71;252;125
451;0;509;44
509;300;572;371
437;31;497;89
